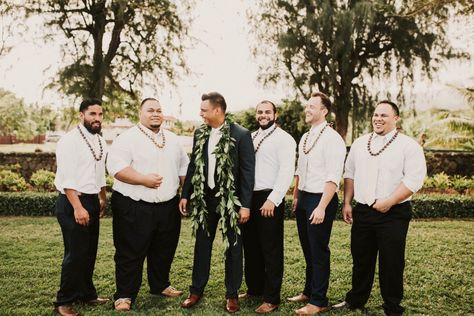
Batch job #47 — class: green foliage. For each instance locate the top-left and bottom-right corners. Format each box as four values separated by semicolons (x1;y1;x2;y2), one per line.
250;0;461;141
2;192;472;219
423;173;474;193
0;170;29;192
29;169;56;192
424;172;452;190
283;194;474;219
20;0;192;110
0;163;21;172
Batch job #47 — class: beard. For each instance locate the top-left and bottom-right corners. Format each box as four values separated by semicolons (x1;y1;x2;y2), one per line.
84;120;102;134
150;123;161;130
258;119;276;130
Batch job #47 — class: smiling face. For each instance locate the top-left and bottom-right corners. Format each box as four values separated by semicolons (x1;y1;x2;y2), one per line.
372;102;399;136
304;96;328;126
80;104;103;134
200;100;223;128
255;101;277;130
140;99;163;132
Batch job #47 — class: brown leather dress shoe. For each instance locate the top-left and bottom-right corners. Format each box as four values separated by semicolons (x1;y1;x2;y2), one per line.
287;293;309;302
85;297;110;305
255;302;279;314
294;304;329;315
161;286;183;297
54;305;79;316
181;294;201;308
225;298;240;313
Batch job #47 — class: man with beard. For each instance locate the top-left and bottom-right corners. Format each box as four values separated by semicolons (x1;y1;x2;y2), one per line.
289;92;346;315
53;99;109;316
333;101;426;316
107;98;189;311
239;100;296;314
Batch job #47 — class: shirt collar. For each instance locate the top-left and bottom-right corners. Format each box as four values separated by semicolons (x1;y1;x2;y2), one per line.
79;124;95;140
310;120;327;135
211;123;224;134
373;128;397;142
139;122;162;136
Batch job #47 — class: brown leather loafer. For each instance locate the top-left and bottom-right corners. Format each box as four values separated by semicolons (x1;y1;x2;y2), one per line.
181;294;201;308
255;302;279;314
161;286;183;297
225;298;240;313
85;297;109;305
54;305;79;316
294;304;329;314
287;293;309;302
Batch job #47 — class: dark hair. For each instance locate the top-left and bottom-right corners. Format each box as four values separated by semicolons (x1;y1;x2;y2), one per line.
257;100;277;114
377;100;400;116
79;98;102;112
310;91;331;114
201;92;227;112
140;97;159;107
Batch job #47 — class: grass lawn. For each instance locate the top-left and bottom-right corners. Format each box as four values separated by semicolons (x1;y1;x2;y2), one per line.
0;217;473;315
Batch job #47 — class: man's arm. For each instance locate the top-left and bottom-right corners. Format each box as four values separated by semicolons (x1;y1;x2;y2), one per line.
114;166;163;188
99;186;107;218
309;181;337;224
237;129;255;224
64;188;89;226
342;178;354;224
179;131;199;216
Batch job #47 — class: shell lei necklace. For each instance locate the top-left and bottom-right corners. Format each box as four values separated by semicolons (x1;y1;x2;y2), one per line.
252;124;277;153
137;124;166;149
77;126;103;161
303;123;329;154
367;130;399;156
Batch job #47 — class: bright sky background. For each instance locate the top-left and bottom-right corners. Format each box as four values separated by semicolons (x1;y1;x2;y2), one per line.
0;1;473;121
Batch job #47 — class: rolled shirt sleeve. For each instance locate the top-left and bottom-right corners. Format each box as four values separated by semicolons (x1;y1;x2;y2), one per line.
106;136;132;177
401;140;427;193
324;134;346;186
267;136;296;206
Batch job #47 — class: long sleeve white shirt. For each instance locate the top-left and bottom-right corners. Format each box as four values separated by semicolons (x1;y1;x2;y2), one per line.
344;129;427;204
106;124;189;203
252;126;296;206
54;124;107;194
296;121;346;193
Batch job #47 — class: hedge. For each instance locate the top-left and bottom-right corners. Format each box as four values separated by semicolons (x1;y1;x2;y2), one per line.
0;192;472;218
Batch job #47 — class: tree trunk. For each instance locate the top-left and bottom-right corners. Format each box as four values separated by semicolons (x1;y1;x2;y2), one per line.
89;2;107;99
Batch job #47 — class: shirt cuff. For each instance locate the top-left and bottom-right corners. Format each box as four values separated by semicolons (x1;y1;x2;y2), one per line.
401;178;422;194
267;191;284;207
107;160;129;177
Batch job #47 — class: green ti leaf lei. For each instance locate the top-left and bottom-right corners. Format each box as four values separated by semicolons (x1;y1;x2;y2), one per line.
189;116;242;253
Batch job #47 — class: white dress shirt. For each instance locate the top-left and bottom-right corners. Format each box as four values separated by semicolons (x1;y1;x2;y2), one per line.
207;124;223;189
54;124;107;194
344;129;427;205
252;126;296;206
296;121;346;193
107;124;189;203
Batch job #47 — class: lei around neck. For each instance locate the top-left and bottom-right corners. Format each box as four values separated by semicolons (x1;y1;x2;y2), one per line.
189;116;241;253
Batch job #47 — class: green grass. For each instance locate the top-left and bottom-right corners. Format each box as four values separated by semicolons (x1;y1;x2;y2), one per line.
0;218;473;315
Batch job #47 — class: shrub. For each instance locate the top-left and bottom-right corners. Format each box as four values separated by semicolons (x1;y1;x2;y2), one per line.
424;172;451;189
451;175;474;192
2;192;470;218
0;170;29;192
0;163;21;172
30;169;56;192
283;194;474;219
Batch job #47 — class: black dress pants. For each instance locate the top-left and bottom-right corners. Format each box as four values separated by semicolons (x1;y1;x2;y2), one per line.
345;202;412;315
55;193;100;306
189;193;243;299
112;191;181;302
295;190;338;307
242;190;284;304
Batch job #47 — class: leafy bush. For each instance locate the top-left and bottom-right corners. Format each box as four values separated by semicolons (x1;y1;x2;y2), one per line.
424;172;452;189
0;170;29;192
451;175;474;192
1;192;471;218
30;169;56;192
0;163;21;172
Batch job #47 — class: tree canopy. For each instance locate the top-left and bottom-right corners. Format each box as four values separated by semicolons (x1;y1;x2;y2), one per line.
14;0;192;120
250;0;466;141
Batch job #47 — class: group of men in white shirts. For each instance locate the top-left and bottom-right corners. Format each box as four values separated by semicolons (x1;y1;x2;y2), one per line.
52;92;426;316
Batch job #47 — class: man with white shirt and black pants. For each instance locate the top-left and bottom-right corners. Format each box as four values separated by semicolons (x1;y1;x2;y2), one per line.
240;100;296;314
333;101;426;316
289;92;346;315
53;99;109;316
107;98;189;311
